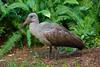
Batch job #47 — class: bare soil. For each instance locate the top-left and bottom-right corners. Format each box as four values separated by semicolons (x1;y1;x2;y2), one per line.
0;45;100;67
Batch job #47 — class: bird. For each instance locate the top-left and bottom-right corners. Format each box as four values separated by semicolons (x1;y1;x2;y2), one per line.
23;13;85;58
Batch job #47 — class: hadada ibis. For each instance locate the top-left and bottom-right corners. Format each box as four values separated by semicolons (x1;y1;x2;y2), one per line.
23;13;85;58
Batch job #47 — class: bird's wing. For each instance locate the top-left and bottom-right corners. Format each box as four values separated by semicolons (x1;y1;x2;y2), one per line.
40;22;69;32
40;22;79;38
40;22;84;49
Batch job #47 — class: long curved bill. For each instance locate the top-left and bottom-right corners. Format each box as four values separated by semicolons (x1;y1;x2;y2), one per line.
22;17;30;27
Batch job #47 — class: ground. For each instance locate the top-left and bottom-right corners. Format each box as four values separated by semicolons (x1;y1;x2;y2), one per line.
0;46;100;67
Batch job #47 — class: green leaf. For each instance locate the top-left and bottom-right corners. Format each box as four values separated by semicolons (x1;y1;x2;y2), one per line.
56;5;69;15
56;5;82;22
27;0;36;10
7;61;17;67
26;30;31;48
81;35;85;39
80;0;93;10
20;60;28;67
0;32;22;57
64;0;79;4
7;2;29;11
0;5;7;14
38;10;51;18
18;0;23;3
62;63;67;67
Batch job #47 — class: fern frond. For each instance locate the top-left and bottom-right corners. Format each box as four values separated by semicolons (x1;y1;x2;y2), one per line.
0;2;29;21
56;5;82;22
0;32;22;57
7;2;29;11
0;0;7;21
64;0;79;5
56;15;70;22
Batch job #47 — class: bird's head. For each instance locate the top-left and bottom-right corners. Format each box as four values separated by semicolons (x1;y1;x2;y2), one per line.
23;13;39;26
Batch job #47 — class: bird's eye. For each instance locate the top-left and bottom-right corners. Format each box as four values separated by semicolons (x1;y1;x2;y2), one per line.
30;15;34;18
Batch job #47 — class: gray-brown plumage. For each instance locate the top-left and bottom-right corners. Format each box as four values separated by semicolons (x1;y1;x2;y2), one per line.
23;13;85;58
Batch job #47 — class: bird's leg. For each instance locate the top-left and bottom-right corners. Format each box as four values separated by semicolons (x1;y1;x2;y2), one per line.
49;46;52;59
54;47;59;60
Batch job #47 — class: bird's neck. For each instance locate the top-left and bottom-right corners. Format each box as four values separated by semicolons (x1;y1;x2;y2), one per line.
29;21;39;29
32;21;39;24
29;21;40;36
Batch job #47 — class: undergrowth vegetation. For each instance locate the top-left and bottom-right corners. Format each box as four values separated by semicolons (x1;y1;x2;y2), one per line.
2;59;79;67
0;0;100;56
